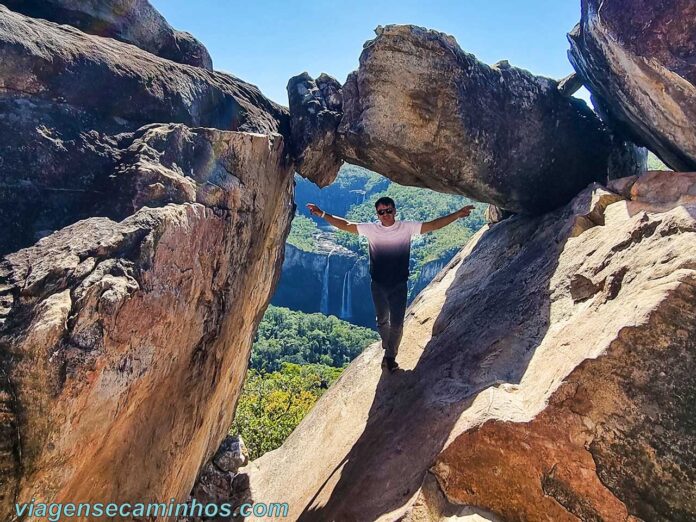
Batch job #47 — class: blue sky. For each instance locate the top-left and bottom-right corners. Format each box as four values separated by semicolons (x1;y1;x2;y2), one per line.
151;0;588;106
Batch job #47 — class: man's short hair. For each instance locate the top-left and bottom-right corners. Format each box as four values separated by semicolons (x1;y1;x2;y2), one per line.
374;196;395;209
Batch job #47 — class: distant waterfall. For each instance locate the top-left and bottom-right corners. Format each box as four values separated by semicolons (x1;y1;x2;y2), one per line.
340;260;356;320
319;248;336;315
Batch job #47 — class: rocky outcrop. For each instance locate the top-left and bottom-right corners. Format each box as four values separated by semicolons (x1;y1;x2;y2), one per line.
0;4;295;518
0;127;293;518
568;0;696;172
0;6;285;135
289;25;643;214
2;1;693;519
179;436;250;522
1;0;213;69
0;6;289;254
248;173;696;520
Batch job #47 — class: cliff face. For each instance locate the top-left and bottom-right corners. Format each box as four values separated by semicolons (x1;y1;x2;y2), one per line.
272;243;375;328
0;131;294;518
409;256;452;302
0;5;294;518
294;172;386;223
248;173;696;521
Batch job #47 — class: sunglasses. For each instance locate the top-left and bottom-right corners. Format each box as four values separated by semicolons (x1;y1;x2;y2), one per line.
377;208;395;216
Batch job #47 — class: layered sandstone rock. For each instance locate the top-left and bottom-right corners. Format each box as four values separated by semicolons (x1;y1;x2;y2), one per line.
0;6;290;254
0;6;285;135
0;4;296;518
289;25;643;214
1;0;213;69
568;0;696;172
248;173;696;521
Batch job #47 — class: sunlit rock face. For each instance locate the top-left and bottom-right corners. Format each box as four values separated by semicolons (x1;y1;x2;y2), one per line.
248;174;696;521
1;0;214;69
288;25;642;215
0;5;295;518
0;129;294;519
568;0;696;172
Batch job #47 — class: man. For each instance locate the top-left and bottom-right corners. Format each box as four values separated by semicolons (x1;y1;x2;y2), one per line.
307;197;475;372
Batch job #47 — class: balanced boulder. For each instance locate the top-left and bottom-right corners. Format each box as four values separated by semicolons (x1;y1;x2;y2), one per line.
289;25;643;214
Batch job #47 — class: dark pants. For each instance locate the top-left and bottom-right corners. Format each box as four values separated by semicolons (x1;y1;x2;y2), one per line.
370;280;408;359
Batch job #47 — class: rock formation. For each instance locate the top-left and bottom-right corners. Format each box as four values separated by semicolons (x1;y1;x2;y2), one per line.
2;0;695;519
0;5;294;519
0;5;289;255
568;0;696;172
248;171;696;520
1;0;213;69
288;25;644;214
179;435;250;522
287;73;344;190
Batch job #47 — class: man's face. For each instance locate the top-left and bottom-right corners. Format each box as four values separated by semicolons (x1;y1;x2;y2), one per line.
376;203;396;226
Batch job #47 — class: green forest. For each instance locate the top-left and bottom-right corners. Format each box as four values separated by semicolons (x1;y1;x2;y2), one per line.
249;305;379;372
231;306;378;459
231;362;343;460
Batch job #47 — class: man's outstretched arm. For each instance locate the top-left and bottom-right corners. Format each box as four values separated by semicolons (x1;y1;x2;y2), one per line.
421;205;475;234
306;203;359;234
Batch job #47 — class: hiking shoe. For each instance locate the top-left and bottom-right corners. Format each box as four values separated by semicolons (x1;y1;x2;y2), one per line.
382;357;399;372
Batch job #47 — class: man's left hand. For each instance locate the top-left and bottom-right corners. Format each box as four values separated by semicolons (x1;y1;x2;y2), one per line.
457;205;475;218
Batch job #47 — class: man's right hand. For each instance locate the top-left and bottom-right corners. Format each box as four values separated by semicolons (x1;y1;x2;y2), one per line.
306;203;323;217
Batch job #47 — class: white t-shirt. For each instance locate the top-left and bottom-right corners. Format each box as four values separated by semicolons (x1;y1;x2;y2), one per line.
356;220;422;285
